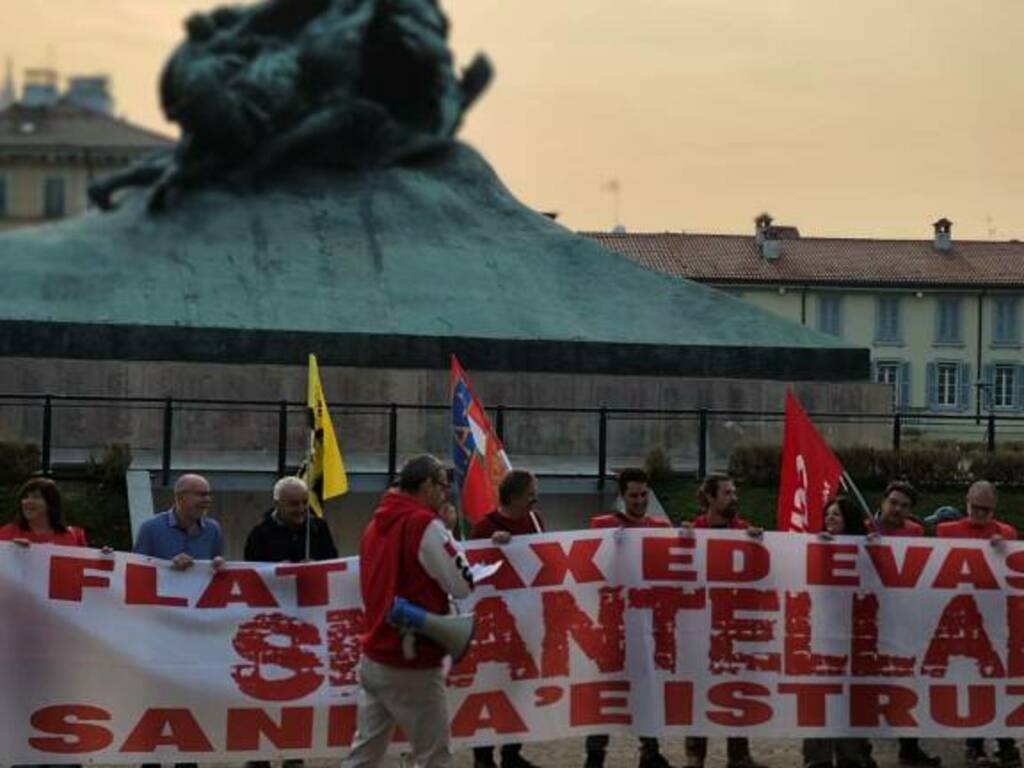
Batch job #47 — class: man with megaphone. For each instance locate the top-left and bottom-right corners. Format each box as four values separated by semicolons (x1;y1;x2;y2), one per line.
344;455;475;768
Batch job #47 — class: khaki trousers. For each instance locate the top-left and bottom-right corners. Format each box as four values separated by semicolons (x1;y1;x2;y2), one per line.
344;657;453;768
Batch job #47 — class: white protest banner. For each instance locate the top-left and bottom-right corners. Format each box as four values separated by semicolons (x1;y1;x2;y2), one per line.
1;529;1023;763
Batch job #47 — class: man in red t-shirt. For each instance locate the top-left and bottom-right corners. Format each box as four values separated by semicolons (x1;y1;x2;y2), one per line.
688;474;758;533
870;480;942;767
875;480;927;538
470;469;545;544
937;480;1018;542
591;467;671;531
938;480;1020;768
470;470;543;768
684;474;765;768
585;468;671;768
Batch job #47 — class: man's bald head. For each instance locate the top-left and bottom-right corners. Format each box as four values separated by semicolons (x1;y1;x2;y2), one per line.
966;480;998;525
174;473;212;524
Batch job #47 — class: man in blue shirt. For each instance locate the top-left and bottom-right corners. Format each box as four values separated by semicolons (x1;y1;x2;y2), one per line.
133;473;224;570
133;473;223;768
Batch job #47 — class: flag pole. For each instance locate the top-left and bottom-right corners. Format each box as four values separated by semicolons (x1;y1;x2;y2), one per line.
455;485;468;542
529;510;542;534
305;507;312;562
840;470;874;524
303;362;316;562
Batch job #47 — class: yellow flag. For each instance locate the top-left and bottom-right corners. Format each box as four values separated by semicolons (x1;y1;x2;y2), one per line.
301;354;348;516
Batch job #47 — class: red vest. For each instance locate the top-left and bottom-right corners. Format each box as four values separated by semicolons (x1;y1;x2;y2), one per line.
360;491;450;668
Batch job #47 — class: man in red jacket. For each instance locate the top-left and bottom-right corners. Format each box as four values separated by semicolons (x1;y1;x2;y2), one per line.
938;480;1020;768
684;474;765;768
345;455;474;768
585;468;673;768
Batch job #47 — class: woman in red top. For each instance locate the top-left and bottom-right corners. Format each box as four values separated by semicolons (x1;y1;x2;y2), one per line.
0;476;88;547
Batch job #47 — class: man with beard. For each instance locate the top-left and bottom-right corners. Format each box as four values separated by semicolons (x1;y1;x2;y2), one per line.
683;474;765;768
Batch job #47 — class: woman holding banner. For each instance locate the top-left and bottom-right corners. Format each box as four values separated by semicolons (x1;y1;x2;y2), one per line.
803;495;876;768
0;476;88;546
3;476;87;768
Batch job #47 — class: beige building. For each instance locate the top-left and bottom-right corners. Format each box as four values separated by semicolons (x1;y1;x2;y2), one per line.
588;216;1024;431
0;68;172;230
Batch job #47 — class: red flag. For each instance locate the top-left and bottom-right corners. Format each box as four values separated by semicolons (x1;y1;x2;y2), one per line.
451;355;512;524
777;390;845;532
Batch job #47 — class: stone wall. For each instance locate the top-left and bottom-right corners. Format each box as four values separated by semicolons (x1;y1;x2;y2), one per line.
0;357;892;474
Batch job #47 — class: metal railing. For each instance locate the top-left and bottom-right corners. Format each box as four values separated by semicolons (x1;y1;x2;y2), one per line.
1;393;1023;488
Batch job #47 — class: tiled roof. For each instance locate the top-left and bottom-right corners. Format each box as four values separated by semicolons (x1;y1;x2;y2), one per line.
583;231;1024;288
0;102;173;153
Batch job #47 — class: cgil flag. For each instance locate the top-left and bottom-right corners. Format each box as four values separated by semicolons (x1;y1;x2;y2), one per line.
300;354;348;516
777;389;845;533
450;354;512;524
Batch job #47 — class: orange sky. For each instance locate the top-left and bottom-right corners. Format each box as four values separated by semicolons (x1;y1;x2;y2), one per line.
4;0;1022;240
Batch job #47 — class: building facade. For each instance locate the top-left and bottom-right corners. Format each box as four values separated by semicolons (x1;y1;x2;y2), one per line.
0;68;172;230
588;216;1024;421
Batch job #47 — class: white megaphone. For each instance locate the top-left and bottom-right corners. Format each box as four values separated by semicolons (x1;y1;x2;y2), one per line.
388;597;476;662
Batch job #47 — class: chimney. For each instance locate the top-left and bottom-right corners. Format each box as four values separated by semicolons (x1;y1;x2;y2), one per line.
933;218;953;252
65;75;113;115
21;68;59;108
754;212;781;261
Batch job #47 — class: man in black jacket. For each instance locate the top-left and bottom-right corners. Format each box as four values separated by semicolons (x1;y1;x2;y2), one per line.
244;475;339;768
244;475;339;563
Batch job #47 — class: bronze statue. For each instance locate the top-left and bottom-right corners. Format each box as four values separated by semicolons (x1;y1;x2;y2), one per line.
89;0;492;211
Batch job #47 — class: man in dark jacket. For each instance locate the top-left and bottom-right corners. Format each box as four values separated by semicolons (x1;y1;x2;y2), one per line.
244;475;338;768
244;475;339;563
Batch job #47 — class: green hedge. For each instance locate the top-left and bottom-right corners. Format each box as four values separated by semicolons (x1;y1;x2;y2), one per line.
0;442;41;485
729;442;1024;488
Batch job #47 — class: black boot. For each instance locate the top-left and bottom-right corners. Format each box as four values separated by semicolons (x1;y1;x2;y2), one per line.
898;740;942;768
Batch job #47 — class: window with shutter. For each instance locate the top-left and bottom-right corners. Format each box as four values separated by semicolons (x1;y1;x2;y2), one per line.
993;298;1020;345
994;365;1016;408
817;296;842;337
936;362;959;407
875;297;902;343
935;297;962;344
875;362;900;411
